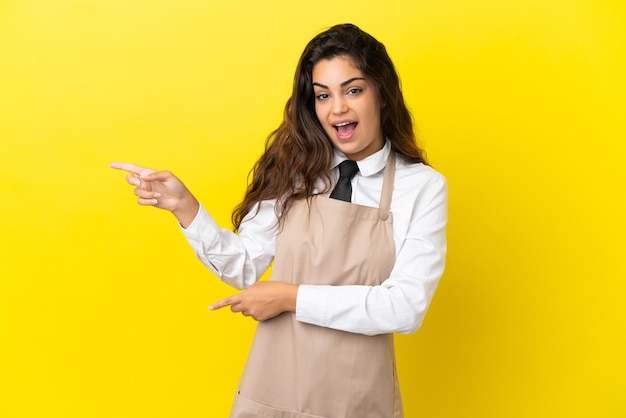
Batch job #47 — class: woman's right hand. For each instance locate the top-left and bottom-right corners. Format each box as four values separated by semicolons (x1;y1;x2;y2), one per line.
110;162;199;228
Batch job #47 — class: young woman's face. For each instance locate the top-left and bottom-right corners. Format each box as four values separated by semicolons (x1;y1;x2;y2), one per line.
312;56;384;161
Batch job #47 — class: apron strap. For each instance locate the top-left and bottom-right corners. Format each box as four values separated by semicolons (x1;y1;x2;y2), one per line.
379;151;396;212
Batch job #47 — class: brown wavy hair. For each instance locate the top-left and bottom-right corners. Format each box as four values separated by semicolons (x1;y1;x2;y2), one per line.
232;23;428;231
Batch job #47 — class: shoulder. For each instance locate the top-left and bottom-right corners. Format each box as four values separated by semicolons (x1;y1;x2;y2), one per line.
390;159;448;230
394;157;447;191
390;157;448;214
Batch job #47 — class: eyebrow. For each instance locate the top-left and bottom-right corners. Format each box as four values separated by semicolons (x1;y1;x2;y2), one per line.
312;77;366;89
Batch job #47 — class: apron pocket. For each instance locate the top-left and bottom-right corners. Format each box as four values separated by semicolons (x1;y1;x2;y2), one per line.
231;392;328;418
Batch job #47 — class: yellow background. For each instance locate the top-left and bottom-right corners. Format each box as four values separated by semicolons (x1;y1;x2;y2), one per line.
1;0;624;416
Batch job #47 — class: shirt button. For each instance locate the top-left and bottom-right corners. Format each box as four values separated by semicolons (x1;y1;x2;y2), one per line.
380;212;389;221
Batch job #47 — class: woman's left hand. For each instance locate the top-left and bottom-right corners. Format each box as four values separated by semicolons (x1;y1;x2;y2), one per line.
209;282;298;321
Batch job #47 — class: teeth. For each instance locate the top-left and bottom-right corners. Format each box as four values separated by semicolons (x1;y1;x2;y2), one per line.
334;122;352;127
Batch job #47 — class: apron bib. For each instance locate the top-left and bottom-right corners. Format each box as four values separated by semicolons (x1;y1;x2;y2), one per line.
231;154;402;418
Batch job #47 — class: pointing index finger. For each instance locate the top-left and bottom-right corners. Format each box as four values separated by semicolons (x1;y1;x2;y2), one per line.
110;162;155;177
209;296;235;311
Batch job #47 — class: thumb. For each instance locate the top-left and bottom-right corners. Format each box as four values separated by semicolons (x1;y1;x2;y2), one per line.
141;170;173;182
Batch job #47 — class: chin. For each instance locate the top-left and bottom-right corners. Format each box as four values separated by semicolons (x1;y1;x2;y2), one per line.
341;147;366;160
334;143;357;154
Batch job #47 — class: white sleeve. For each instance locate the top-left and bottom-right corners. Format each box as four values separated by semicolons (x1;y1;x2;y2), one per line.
296;175;448;336
181;200;278;290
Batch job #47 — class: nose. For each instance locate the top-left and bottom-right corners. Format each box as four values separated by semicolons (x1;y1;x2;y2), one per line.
332;97;348;115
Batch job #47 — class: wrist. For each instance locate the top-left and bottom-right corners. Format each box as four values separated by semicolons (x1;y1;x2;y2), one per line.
173;193;199;228
285;284;299;313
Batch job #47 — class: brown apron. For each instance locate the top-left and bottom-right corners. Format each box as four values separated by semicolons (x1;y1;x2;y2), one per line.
230;154;402;418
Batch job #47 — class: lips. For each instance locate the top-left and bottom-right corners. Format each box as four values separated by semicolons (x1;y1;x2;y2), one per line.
333;121;358;140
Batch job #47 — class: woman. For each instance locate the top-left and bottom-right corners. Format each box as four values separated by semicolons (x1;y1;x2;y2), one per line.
112;23;447;418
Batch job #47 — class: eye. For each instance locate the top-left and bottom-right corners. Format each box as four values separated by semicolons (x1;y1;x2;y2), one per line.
347;87;363;96
315;93;329;101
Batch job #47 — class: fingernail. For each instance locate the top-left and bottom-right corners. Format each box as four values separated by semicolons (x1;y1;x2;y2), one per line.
208;305;214;310
132;179;140;186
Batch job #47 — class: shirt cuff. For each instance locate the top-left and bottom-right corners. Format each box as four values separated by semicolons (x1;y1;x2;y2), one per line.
180;203;220;246
295;284;331;327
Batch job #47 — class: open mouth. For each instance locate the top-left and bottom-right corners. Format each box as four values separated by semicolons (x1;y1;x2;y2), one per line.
334;121;358;135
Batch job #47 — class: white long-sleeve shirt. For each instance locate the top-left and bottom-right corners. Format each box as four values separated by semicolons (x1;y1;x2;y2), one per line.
182;141;448;336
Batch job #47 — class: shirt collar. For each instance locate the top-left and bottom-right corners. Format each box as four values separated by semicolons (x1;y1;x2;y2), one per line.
332;141;391;177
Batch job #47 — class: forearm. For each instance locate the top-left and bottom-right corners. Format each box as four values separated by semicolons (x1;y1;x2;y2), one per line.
295;278;438;336
181;201;277;289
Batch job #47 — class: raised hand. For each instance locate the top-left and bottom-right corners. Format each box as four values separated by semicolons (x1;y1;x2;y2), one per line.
110;162;199;228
